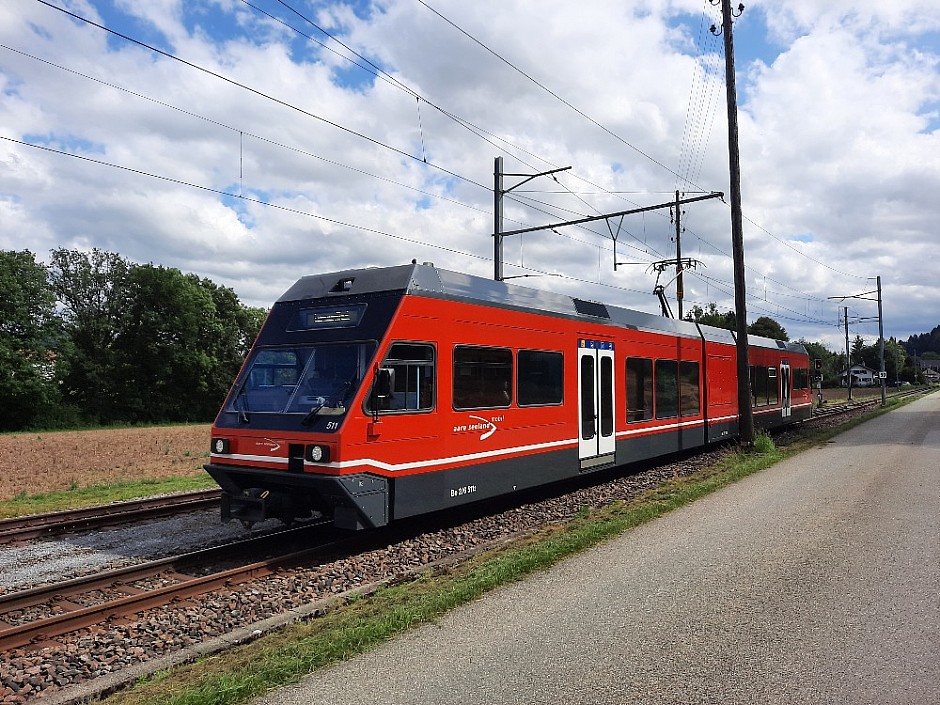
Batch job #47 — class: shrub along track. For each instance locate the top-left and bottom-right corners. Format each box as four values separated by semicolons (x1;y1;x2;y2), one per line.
0;394;921;704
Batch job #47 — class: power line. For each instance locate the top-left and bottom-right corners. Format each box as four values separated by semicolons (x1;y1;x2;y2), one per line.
32;0;487;192
22;0;870;328
416;0;697;188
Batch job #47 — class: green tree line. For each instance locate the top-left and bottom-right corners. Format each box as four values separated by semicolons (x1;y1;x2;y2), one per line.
684;303;922;386
0;249;266;432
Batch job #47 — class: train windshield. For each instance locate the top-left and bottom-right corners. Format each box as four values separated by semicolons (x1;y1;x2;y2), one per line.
228;342;375;420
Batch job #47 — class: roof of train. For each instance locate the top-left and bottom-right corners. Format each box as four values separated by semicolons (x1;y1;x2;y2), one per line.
278;262;806;355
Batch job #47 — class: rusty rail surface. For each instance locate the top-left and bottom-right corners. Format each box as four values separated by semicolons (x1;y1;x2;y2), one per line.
0;520;344;651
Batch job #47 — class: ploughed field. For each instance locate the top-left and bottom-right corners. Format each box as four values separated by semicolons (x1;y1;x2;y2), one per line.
0;425;210;502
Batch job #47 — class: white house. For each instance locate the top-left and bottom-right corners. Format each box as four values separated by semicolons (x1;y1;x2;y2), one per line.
842;364;877;387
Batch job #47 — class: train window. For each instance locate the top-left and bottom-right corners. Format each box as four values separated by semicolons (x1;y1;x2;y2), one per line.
793;367;810;390
517;350;564;406
750;365;777;406
366;343;434;414
600;356;614;436
232;343;375;416
767;366;779;405
680;361;700;417
750;366;764;406
655;359;679;419
625;357;653;423
454;346;512;410
580;355;595;440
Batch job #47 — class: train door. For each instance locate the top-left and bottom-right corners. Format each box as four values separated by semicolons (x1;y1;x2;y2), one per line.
578;340;616;469
780;361;791;418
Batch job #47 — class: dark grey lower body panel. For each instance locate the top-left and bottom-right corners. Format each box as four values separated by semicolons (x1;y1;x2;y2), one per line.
204;463;388;530
391;447;581;520
204;417;794;530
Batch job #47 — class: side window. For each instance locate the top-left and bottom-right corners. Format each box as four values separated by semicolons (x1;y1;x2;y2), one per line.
655;359;679;419
793;367;809;390
454;346;512;410
750;365;762;406
680;361;700;417
750;365;776;406
367;343;434;413
517;350;564;406
626;357;653;422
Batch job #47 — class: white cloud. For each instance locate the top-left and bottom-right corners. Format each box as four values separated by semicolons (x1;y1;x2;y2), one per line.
1;0;938;350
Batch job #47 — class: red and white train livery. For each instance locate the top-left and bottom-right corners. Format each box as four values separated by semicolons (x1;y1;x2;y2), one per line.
205;262;812;529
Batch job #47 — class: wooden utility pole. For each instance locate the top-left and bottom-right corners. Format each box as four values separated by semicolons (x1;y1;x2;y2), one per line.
844;306;853;401
877;275;886;406
674;190;684;319
713;0;754;445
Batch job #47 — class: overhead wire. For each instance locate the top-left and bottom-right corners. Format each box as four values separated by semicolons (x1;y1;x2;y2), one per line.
25;0;866;327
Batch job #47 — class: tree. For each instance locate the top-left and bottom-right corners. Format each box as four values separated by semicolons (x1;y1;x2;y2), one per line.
851;335;866;364
49;248;130;423
904;325;940;357
684;303;736;331
0;251;61;430
748;316;788;341
111;266;267;422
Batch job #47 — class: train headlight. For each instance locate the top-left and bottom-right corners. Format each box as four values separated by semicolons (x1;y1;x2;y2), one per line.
306;444;330;463
212;438;231;454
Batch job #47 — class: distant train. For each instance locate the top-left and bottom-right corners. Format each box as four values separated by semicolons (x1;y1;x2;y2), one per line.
205;262;812;529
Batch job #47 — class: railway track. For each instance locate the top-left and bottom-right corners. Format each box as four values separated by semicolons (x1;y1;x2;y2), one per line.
0;520;347;652
4;392;933;700
808;387;926;422
0;488;221;545
1;389;927;657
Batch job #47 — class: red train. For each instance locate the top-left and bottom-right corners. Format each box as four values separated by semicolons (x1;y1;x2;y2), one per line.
206;262;812;529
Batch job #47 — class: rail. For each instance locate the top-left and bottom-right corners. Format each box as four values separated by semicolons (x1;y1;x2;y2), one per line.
0;519;344;651
0;489;221;544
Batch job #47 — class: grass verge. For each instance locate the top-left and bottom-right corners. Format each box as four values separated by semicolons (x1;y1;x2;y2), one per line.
0;475;217;519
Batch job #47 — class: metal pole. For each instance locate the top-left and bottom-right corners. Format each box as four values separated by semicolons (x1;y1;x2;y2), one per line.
494;156;504;282
877;275;886;405
718;0;754;445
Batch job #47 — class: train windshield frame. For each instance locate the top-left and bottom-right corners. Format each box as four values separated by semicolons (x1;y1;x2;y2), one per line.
228;342;376;419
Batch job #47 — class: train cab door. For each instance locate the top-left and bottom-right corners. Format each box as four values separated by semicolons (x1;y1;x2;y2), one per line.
780;361;792;418
578;340;616;470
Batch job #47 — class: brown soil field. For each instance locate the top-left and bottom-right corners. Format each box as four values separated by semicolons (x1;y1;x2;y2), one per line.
0;425;210;501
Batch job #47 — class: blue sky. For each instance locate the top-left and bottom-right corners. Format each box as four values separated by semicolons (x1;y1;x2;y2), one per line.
2;0;940;348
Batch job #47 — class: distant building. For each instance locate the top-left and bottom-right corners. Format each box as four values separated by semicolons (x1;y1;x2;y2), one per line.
916;358;940;383
842;364;877;387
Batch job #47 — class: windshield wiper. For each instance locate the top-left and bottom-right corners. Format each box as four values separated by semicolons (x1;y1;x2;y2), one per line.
300;401;325;426
235;386;250;424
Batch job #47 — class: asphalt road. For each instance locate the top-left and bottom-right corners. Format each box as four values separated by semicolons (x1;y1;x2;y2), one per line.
254;392;940;705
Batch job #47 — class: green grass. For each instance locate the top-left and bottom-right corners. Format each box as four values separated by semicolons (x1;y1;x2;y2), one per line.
0;475;216;519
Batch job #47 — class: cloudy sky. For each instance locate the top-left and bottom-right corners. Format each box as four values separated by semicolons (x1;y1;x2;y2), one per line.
2;0;939;350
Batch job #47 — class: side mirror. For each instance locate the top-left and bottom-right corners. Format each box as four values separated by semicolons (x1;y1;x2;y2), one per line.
375;368;394;398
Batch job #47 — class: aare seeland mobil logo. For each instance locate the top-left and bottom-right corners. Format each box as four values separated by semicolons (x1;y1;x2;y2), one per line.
254;438;282;453
452;415;504;441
